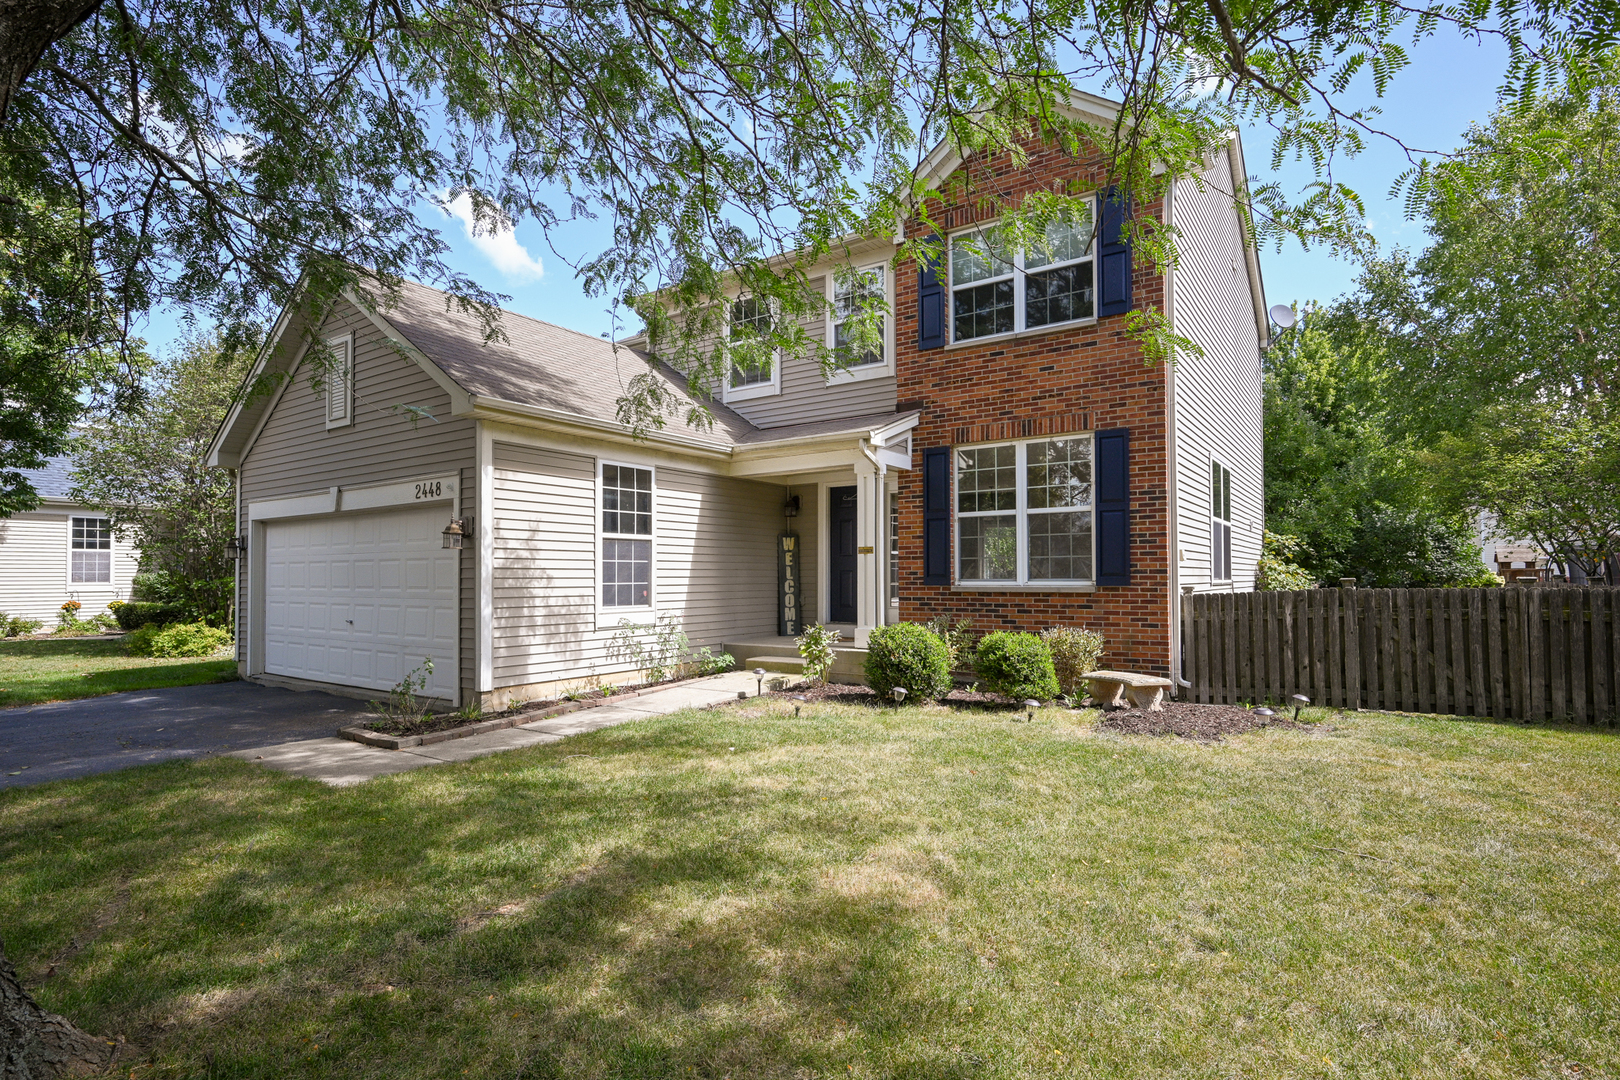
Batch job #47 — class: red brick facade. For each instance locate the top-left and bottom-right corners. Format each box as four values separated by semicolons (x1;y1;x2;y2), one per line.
895;136;1174;676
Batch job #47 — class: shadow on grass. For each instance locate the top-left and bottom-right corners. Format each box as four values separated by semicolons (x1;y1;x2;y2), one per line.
0;636;130;660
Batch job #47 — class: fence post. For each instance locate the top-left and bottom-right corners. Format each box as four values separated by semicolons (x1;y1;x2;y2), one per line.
1593;589;1612;724
1344;583;1361;710
1528;589;1546;722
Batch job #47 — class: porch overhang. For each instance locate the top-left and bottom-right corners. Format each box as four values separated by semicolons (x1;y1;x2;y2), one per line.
727;411;919;479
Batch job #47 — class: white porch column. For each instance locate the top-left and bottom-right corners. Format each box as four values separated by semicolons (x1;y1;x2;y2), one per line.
852;454;885;645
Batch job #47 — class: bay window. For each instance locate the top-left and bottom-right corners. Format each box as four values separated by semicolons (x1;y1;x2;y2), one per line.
956;437;1094;584
950;211;1096;342
602;463;653;608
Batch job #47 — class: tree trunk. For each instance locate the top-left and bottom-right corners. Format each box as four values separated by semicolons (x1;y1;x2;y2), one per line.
0;0;102;125
0;938;116;1079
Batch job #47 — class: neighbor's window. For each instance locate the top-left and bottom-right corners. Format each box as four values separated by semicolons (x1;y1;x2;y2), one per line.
728;296;775;389
602;464;652;607
950;212;1095;342
833;266;887;368
888;491;899;603
71;516;112;584
956;438;1093;584
1211;460;1232;582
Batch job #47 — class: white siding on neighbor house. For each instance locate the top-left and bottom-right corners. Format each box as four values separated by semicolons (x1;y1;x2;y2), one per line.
714;275;900;430
490;441;785;688
1169;146;1266;593
0;508;140;623
236;298;477;695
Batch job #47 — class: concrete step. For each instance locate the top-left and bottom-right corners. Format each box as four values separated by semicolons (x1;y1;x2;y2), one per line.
743;655;806;674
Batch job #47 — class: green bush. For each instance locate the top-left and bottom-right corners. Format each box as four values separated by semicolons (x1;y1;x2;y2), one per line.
0;613;44;637
126;621;233;658
796;623;841;683
973;631;1060;702
130;571;234;626
113;601;187;631
863;623;953;701
1040;626;1105;698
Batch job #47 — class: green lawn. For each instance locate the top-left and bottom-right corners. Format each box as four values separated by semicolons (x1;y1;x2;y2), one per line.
2;701;1616;1079
0;636;237;709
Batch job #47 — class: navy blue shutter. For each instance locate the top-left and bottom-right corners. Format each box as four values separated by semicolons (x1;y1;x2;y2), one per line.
917;234;946;350
1094;428;1131;585
923;446;951;584
1097;187;1133;317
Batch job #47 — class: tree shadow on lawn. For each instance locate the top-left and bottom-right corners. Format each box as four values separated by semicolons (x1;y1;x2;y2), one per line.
0;636;130;660
2;728;987;1079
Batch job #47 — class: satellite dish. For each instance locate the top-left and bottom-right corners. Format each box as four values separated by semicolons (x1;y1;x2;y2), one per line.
1269;304;1296;329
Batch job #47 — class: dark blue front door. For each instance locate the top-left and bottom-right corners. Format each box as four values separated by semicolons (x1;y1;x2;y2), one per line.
829;486;858;623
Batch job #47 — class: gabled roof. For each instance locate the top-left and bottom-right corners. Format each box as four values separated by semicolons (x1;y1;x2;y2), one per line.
16;455;76;500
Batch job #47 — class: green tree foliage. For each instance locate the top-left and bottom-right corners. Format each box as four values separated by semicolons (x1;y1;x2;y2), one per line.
1263;305;1495;587
68;331;248;624
0;0;1610;504
1355;63;1620;580
1254;532;1316;591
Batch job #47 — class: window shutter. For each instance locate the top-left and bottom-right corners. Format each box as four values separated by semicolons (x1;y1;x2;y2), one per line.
1097;188;1133;317
917;234;945;350
325;338;352;426
922;446;951;584
1094;428;1131;585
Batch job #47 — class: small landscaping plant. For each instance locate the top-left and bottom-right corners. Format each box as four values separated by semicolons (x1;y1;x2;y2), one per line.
684;647;736;677
609;613;692;684
126;621;234;658
366;656;435;727
973;630;1060;701
925;614;976;672
0;612;44;638
1041;625;1105;698
796;623;840;683
863;622;953;701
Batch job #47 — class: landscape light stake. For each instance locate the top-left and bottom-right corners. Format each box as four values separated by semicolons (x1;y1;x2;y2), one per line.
1024;699;1039;723
891;687;908;706
754;667;766;697
793;694;807;718
1291;694;1310;722
1253;707;1275;720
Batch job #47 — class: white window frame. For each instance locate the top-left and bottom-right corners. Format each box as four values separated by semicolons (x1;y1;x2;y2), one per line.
1211;457;1233;583
888;489;900;605
324;332;355;429
825;264;893;384
954;436;1095;588
598;459;656;614
722;295;782;403
947;212;1098;345
67;515;114;586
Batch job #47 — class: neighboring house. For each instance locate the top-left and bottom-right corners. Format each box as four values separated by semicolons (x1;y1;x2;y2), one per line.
0;456;140;624
207;93;1264;706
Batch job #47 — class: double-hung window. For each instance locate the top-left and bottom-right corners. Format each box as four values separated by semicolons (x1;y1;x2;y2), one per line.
727;296;777;397
831;266;887;372
70;517;112;584
950;211;1096;343
1210;460;1233;582
956;437;1093;584
602;463;653;608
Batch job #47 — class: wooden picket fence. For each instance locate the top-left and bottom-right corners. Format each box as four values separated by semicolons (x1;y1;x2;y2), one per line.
1182;586;1619;724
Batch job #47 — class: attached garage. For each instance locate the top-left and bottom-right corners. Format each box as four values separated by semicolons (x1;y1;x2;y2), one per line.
258;503;459;702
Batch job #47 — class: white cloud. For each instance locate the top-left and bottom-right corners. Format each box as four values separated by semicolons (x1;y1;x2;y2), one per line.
443;192;544;282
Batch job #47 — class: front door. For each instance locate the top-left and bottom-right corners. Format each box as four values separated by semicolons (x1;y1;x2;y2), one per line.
829;486;858;623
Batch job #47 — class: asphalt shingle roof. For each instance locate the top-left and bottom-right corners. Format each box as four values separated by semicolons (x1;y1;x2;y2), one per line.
17;455;76;499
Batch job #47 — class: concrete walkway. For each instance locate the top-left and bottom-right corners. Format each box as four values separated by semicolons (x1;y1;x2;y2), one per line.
230;670;772;786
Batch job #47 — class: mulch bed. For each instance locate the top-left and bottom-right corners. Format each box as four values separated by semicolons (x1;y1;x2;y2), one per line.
362;704;556;738
768;681;1307;742
1096;701;1306;742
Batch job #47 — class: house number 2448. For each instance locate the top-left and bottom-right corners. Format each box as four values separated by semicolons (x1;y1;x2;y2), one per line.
413;480;443;499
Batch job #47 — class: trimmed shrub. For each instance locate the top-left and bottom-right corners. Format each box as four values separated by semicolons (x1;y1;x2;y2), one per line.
864;622;953;701
973;631;1060;701
126;621;233;658
113;601;187;631
1041;626;1105;698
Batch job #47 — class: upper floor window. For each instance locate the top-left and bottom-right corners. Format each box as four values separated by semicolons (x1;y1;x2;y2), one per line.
70;516;112;584
727;296;776;394
832;266;886;370
602;463;653;608
956;437;1093;584
1211;460;1232;582
950;212;1095;343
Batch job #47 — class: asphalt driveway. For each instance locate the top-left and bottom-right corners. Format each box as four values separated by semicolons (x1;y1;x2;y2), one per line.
0;682;376;790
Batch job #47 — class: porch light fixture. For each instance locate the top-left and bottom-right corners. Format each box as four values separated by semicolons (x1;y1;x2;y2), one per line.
224;536;248;560
783;494;800;518
442;517;472;549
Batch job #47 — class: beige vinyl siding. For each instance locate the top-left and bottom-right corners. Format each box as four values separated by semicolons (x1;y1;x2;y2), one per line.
0;508;140;622
1169;146;1265;592
490;442;785;687
236;298;477;693
719;276;899;430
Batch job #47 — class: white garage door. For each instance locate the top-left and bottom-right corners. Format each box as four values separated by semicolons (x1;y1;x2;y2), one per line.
263;505;458;700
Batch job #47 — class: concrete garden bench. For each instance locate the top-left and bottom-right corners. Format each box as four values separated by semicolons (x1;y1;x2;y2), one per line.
1081;670;1174;712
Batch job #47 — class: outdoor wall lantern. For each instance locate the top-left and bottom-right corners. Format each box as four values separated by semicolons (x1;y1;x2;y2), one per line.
442;517;472;549
783;494;800;518
225;536;248;559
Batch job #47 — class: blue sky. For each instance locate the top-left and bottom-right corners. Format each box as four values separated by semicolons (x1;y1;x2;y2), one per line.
139;30;1507;356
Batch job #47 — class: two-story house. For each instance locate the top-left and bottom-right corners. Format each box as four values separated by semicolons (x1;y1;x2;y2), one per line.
207;94;1264;707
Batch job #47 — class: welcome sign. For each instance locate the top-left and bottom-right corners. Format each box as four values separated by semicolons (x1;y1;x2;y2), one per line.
778;532;801;636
